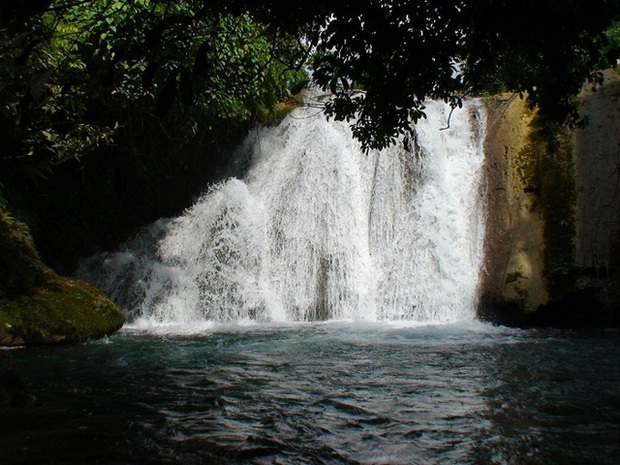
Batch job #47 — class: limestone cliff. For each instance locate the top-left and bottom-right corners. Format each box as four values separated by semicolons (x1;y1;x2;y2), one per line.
479;70;620;326
574;71;620;271
479;95;548;315
573;69;620;324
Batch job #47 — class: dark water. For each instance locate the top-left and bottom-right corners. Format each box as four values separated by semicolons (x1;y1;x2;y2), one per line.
1;322;619;464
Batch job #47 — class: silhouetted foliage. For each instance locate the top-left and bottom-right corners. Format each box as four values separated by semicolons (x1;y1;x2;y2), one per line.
1;0;619;157
219;0;620;149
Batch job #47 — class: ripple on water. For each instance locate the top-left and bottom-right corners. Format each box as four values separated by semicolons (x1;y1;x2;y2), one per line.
1;323;619;465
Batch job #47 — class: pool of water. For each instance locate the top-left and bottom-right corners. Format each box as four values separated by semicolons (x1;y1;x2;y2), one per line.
1;321;619;464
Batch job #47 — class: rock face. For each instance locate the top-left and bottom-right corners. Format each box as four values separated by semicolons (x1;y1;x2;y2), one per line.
0;210;125;345
479;95;548;316
479;70;620;327
574;72;620;278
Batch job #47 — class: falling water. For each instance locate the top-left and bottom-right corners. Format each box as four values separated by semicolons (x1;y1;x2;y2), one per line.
78;99;487;327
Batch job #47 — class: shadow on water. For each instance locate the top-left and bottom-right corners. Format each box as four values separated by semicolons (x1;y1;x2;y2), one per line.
470;328;620;465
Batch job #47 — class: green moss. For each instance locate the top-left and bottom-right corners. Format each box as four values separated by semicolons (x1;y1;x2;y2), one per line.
0;277;125;346
0;207;125;346
0;210;48;297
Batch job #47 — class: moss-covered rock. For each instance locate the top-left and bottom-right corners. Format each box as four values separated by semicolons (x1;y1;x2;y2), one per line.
0;210;124;346
0;277;125;345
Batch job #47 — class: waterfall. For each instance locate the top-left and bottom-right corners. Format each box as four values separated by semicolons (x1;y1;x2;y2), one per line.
77;99;487;327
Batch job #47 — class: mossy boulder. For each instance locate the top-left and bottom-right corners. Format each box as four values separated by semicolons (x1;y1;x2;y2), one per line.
0;210;124;346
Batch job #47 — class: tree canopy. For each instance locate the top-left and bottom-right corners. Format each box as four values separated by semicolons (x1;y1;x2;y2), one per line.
231;0;620;148
0;0;619;160
0;0;307;175
1;0;619;273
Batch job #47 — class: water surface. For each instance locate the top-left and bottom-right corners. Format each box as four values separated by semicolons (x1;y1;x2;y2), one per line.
2;322;619;464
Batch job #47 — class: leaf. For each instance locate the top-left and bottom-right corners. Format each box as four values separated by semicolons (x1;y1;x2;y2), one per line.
146;14;192;49
29;69;53;102
14;42;36;66
142;61;158;90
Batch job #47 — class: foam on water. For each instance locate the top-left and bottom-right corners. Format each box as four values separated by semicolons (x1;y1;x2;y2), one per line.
78;99;487;329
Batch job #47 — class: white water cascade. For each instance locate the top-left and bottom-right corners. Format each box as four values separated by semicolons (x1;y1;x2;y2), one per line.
77;99;487;328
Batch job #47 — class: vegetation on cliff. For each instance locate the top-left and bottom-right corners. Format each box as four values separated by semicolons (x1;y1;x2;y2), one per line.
0;1;308;172
1;1;618;159
0;1;308;272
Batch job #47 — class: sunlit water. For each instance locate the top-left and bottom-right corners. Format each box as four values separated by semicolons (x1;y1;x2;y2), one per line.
2;322;619;465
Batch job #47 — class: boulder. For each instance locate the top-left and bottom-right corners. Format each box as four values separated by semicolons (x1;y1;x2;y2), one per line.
0;209;124;346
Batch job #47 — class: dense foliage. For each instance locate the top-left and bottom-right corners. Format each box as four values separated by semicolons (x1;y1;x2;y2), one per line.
228;0;620;149
1;0;619;157
0;1;310;270
0;0;307;176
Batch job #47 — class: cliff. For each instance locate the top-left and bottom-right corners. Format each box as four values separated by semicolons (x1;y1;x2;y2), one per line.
479;70;620;326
